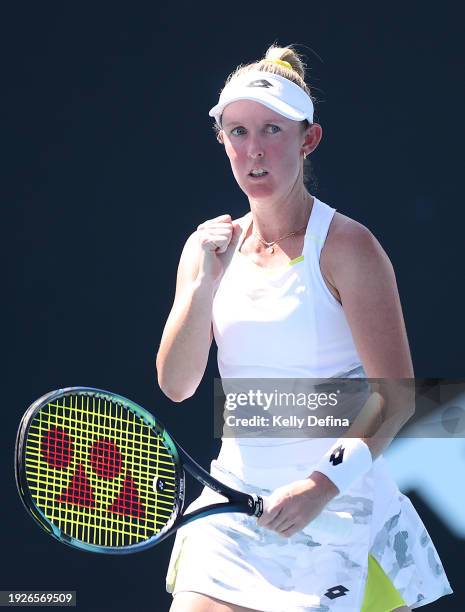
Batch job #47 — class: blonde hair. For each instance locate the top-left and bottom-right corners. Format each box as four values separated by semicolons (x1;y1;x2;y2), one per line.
213;42;319;190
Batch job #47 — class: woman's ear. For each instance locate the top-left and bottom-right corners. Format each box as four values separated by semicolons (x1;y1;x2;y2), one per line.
217;130;224;144
302;123;323;155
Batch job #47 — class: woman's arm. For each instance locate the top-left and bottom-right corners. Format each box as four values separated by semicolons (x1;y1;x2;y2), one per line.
156;215;239;402
156;232;215;402
323;217;415;459
259;223;416;536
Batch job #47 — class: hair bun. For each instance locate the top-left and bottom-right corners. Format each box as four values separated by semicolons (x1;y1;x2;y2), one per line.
263;44;306;79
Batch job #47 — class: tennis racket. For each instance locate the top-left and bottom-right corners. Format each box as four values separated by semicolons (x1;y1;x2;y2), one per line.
15;387;355;554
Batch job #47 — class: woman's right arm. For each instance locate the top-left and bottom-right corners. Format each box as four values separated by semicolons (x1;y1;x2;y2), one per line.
156;214;238;402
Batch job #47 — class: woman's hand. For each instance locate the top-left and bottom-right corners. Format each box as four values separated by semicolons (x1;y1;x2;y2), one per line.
196;214;241;282
256;473;339;538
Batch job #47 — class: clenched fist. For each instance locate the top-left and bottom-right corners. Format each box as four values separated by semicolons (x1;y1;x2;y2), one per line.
197;214;240;253
195;214;241;282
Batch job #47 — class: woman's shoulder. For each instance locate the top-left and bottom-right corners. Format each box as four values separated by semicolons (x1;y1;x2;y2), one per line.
328;210;371;239
321;211;388;288
325;210;380;255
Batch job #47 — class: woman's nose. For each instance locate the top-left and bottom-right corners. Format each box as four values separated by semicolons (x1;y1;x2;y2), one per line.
247;134;264;158
248;148;264;159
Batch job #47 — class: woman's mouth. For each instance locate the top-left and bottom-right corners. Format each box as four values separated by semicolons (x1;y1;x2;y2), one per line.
249;170;269;179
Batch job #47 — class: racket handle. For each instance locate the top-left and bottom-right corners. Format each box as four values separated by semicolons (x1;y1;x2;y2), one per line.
259;495;353;543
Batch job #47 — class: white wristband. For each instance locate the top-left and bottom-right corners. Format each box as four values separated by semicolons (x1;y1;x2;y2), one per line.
314;438;373;495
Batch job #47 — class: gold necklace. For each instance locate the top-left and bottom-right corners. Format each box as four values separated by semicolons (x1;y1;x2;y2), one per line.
253;223;307;254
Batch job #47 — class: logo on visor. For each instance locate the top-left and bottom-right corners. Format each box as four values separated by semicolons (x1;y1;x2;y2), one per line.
246;79;273;88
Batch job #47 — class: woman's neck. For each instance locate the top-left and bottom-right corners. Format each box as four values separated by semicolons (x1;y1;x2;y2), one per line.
248;192;314;242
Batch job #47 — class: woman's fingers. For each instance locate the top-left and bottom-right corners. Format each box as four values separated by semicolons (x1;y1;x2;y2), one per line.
197;214;232;230
257;495;285;528
260;503;298;537
197;215;236;253
198;233;232;253
257;481;326;537
273;516;295;533
278;523;297;537
211;213;232;222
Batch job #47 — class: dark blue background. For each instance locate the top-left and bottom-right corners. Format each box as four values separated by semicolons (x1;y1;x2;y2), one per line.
3;2;463;610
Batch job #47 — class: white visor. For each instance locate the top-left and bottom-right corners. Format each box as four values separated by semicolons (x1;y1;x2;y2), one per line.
208;70;314;127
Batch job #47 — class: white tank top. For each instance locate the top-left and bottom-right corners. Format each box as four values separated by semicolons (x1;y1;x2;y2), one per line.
212;196;363;379
211;197;392;512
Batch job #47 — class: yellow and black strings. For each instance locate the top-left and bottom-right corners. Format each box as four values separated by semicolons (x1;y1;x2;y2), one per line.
24;394;178;547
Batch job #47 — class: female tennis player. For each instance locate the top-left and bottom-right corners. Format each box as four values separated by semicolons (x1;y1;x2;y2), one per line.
156;44;452;612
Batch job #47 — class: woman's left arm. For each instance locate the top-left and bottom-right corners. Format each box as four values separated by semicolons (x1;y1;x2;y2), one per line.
325;218;415;460
257;220;416;537
328;218;414;378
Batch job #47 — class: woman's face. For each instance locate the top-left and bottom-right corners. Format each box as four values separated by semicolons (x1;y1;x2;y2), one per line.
219;100;319;201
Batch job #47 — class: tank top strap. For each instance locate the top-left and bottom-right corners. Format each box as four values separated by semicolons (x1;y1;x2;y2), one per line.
229;199;336;268
303;196;337;263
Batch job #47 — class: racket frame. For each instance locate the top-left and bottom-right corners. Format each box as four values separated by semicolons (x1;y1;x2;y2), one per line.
15;387;262;555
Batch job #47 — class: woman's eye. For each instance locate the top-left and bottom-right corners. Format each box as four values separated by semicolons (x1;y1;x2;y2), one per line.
230;124;281;136
231;127;246;136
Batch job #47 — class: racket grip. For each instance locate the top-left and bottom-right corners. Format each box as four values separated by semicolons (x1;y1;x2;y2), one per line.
250;494;264;517
259;495;353;543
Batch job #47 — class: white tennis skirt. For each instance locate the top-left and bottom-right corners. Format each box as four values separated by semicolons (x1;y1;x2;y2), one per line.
166;438;452;611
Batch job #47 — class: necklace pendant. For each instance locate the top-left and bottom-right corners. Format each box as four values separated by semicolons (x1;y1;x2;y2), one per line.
267;245;274;254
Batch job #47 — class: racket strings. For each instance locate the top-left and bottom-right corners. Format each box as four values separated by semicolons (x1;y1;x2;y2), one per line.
24;394;178;547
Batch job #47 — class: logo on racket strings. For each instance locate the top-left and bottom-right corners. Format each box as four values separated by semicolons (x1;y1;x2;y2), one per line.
39;425;147;519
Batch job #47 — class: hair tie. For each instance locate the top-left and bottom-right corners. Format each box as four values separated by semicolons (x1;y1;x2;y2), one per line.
263;59;293;71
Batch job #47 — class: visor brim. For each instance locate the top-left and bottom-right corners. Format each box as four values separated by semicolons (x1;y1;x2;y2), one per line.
208;94;308;125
